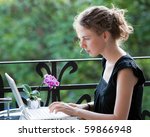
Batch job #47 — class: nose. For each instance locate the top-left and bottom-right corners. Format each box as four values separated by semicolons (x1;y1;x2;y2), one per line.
80;39;87;49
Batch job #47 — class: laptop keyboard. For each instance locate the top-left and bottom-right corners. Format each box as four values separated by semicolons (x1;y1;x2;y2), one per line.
23;107;77;120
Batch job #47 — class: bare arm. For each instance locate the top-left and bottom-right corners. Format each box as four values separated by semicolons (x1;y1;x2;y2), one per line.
49;68;138;120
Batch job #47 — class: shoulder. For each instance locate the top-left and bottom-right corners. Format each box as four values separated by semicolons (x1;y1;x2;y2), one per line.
115;55;134;69
117;67;138;86
114;55;145;85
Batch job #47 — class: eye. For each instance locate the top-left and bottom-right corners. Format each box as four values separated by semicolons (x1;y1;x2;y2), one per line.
84;37;90;40
83;36;90;40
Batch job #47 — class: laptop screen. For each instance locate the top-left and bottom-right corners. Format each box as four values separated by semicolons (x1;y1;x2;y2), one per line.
5;73;79;120
5;73;25;110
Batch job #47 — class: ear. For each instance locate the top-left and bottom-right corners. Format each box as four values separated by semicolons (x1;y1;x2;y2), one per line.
102;31;110;42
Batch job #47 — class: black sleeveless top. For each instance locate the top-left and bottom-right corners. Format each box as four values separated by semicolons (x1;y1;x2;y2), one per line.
94;55;145;120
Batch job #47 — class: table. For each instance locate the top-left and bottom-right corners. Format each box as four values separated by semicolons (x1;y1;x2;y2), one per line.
0;108;23;120
0;98;18;120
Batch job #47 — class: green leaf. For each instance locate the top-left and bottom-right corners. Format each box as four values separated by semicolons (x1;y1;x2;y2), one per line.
22;84;32;97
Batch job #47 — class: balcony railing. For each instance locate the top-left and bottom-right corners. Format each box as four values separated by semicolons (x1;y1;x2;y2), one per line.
0;56;150;119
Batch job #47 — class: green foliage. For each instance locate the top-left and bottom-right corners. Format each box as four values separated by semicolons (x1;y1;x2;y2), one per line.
22;84;40;100
0;0;150;109
1;0;148;61
115;0;150;56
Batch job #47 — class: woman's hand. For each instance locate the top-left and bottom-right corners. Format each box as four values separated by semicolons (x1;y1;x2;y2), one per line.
49;102;79;116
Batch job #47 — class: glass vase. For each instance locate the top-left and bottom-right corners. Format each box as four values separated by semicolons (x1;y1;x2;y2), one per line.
27;98;41;109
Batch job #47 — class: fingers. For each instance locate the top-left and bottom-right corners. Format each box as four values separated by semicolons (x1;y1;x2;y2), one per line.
49;102;68;113
49;102;60;113
48;102;78;116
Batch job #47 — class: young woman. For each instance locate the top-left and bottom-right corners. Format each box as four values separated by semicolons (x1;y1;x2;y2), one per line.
49;6;145;120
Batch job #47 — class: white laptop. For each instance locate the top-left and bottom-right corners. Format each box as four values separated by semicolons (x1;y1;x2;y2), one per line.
5;73;78;120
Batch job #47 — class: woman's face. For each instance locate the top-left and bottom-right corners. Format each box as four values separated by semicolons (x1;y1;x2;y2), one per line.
76;25;106;57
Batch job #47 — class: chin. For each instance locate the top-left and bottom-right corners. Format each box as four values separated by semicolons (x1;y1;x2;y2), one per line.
89;53;99;57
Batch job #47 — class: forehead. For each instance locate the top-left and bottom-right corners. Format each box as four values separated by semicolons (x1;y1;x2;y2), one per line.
75;24;96;38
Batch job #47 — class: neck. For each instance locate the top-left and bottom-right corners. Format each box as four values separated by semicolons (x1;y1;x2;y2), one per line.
101;41;126;64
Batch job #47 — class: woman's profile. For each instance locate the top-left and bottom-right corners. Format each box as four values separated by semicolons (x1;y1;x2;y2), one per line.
49;5;145;120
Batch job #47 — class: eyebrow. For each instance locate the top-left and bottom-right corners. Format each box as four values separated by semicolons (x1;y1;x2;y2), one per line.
76;35;91;40
78;35;91;40
82;35;91;38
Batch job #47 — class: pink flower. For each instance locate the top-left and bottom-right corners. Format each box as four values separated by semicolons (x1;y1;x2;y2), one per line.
43;74;60;89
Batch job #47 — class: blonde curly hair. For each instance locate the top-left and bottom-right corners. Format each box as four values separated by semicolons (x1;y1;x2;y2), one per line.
73;5;133;42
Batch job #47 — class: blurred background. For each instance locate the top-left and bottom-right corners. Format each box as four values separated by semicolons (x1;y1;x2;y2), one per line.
0;0;149;111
